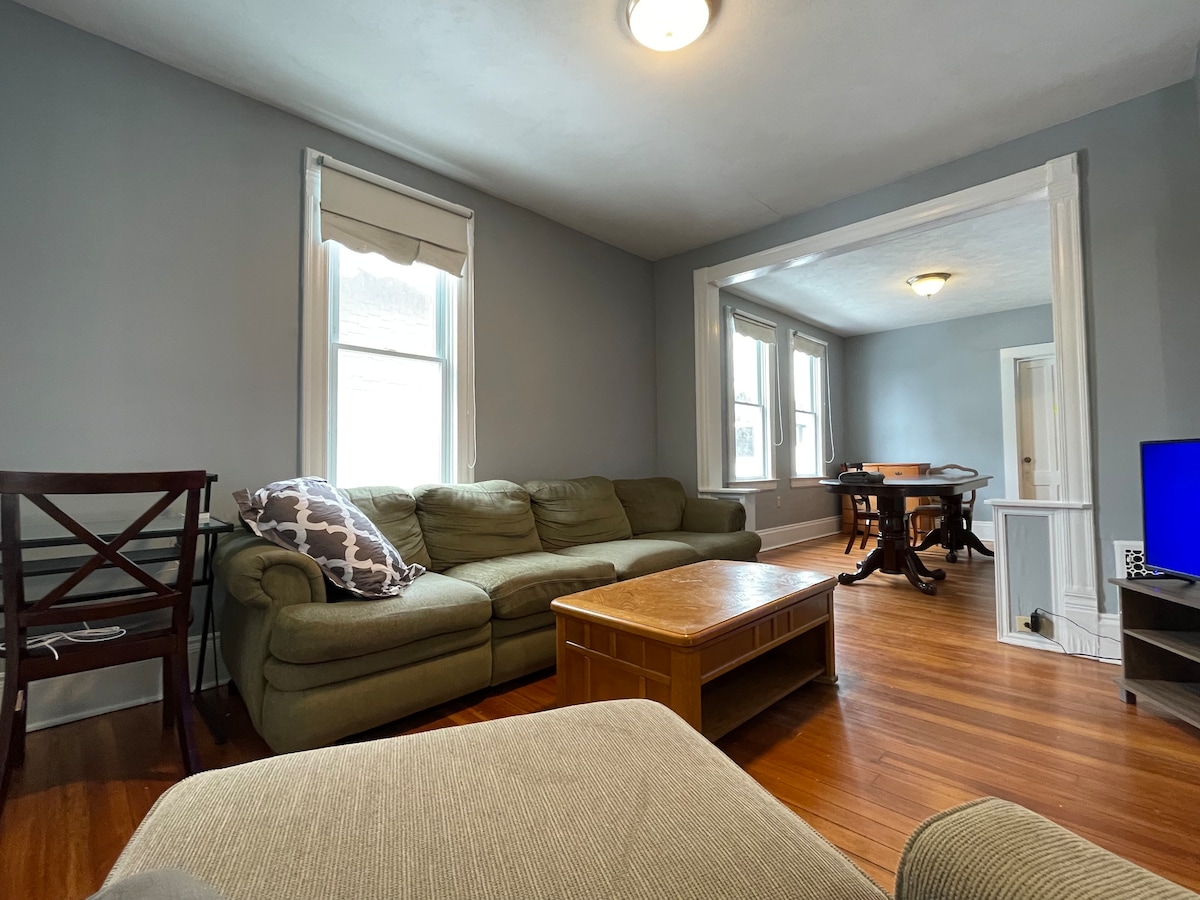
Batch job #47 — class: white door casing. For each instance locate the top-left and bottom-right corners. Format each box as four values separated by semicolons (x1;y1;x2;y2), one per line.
693;154;1100;640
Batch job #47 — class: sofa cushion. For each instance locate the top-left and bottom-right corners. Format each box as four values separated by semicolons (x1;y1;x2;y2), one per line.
234;477;424;598
637;530;762;562
556;539;702;580
524;476;632;550
414;480;542;572
490;610;555;639
443;552;615;619
343;486;432;570
270;571;491;664
264;622;491;692
613;477;688;534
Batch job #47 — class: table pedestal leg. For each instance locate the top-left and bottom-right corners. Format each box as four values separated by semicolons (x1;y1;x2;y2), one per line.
838;495;939;595
913;494;994;561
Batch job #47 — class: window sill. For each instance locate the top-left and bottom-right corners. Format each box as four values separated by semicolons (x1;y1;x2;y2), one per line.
790;477;828;488
721;480;778;492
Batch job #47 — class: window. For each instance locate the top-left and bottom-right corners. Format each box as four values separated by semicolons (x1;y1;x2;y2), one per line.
728;312;778;482
302;151;474;489
792;331;828;478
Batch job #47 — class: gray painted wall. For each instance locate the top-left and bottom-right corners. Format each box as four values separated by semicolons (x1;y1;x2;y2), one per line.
0;3;657;508
718;292;844;531
843;305;1055;521
0;3;658;627
654;81;1200;612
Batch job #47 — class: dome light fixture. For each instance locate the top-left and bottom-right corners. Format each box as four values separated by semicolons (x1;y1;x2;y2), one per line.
907;273;951;299
627;0;711;52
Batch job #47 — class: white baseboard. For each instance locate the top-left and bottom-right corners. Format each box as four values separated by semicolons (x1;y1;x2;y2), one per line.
758;516;843;552
974;520;995;543
0;633;228;732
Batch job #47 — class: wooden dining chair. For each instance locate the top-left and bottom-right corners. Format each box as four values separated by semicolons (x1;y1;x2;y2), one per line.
845;493;880;554
908;464;980;556
0;470;206;811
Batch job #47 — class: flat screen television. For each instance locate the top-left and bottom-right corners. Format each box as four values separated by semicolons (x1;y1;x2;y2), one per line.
1141;439;1200;581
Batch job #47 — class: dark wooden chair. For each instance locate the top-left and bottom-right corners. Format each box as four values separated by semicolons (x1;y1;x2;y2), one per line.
909;464;980;556
0;471;206;810
845;492;880;554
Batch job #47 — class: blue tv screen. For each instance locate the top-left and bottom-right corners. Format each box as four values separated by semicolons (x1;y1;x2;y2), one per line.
1142;439;1200;579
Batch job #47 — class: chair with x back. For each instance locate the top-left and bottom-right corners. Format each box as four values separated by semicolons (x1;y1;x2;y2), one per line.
0;470;206;810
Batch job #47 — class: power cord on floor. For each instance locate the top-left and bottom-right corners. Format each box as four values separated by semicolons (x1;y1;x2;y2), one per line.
1028;607;1121;662
0;622;126;660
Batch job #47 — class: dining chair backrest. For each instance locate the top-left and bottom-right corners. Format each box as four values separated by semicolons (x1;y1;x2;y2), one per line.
0;471;206;634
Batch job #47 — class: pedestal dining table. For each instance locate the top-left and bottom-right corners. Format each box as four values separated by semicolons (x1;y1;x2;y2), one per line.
820;474;992;596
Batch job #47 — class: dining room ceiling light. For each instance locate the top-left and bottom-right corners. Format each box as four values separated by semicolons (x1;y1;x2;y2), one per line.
627;0;710;52
906;273;951;298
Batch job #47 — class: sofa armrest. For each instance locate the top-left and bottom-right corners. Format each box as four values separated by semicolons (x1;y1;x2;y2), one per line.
213;532;327;611
682;497;746;533
895;797;1198;900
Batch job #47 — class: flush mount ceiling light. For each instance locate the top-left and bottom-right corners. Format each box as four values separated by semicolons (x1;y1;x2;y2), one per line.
906;273;951;298
627;0;711;51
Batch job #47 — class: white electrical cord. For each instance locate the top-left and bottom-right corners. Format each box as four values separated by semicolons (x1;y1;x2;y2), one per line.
0;622;126;660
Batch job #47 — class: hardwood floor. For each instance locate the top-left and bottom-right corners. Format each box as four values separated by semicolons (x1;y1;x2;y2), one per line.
2;535;1199;897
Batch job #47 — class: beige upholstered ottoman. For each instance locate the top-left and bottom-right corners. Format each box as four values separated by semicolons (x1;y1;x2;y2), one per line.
103;700;886;900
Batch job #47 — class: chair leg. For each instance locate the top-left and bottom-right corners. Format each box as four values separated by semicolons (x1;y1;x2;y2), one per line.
170;650;201;776
844;523;856;554
11;689;26;768
161;656;176;730
860;523;870;550
0;678;22;814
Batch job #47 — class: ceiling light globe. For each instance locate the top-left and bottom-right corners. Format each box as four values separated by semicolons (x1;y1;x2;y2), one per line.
628;0;710;52
907;273;951;298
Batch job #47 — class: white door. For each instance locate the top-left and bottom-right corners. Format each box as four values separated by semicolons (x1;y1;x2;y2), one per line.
1015;356;1061;500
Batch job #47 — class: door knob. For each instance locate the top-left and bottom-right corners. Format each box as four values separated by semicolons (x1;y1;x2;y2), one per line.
1023;456;1032;463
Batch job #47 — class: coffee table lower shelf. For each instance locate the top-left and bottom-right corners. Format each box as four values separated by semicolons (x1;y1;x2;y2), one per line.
700;630;830;740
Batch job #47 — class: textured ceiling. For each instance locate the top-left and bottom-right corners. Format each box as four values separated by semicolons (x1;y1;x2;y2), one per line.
16;0;1200;260
728;201;1053;336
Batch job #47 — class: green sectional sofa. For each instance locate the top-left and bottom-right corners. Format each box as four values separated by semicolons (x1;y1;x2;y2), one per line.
213;476;759;753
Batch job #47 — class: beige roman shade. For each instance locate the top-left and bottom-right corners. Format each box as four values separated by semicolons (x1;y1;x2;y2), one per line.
319;166;471;277
732;311;776;345
792;331;825;359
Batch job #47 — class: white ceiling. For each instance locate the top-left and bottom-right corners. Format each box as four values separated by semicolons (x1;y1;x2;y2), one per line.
727;201;1053;336
17;0;1200;260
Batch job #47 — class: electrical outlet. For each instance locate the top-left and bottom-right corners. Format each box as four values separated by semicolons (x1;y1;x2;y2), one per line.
776;497;782;508
1016;616;1034;633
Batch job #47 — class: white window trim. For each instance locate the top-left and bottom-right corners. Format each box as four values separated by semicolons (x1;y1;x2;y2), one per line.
790;329;828;480
725;309;779;486
300;148;476;483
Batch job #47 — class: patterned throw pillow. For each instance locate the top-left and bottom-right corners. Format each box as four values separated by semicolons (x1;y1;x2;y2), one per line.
234;477;423;599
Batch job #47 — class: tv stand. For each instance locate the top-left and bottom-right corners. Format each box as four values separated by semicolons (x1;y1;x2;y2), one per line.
1112;577;1200;732
1127;573;1197;585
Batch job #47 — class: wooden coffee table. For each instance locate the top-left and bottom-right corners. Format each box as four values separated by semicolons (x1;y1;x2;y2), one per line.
551;560;837;740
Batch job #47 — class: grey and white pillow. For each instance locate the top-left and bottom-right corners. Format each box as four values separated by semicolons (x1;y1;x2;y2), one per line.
234;477;423;599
